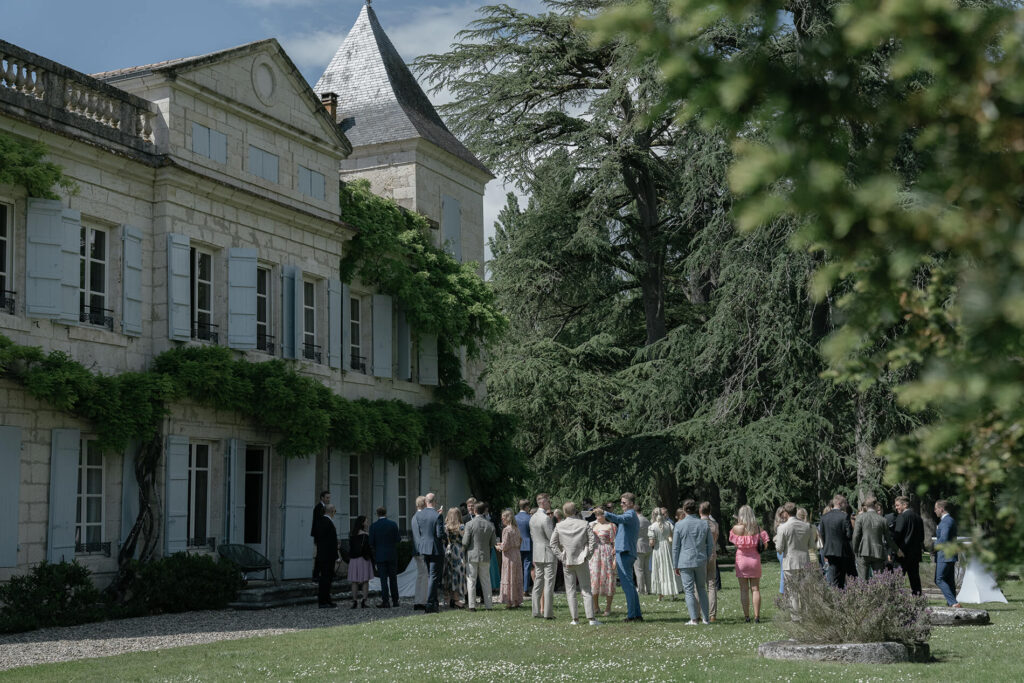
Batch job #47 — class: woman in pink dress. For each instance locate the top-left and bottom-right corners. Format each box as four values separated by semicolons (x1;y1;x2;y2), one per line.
497;509;524;608
589;509;617;617
729;505;770;623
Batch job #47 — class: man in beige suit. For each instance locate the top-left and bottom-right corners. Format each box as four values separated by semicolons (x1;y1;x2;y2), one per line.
774;502;815;613
530;492;557;619
852;496;895;580
550;502;601;626
462;502;497;611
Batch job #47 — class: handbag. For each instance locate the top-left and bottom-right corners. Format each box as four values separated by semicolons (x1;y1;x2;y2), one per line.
756;533;766;554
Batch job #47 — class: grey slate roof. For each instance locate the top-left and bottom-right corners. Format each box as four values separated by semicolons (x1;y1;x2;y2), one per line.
315;4;492;178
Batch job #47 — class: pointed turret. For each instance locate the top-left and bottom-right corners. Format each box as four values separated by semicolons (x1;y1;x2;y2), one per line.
315;4;491;177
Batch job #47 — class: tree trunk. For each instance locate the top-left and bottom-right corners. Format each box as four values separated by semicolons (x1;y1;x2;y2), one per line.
620;156;667;345
854;393;879;506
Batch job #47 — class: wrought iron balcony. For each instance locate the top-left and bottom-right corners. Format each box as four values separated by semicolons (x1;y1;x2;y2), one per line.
302;342;322;364
350;352;367;373
75;541;111;557
0;289;15;315
192;321;219;343
257;333;275;355
79;304;114;330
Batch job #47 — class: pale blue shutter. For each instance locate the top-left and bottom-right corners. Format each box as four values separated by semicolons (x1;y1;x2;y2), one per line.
329;449;350;540
192;123;210;157
25;198;64;319
281;266;297;359
372;294;393;378
442;195;462;262
328;279;342;369
164;435;189;554
396;310;411;381
120;444;139;550
228;248;258;350
59;209;81;325
293;268;304;358
372;457;386;511
0;426;22;567
385;460;399;522
47;428;79;563
210;130;227;165
228;438;245;544
341;284;351;370
121;226;143;336
281;456;315;579
167;234;191;341
418;333;439;386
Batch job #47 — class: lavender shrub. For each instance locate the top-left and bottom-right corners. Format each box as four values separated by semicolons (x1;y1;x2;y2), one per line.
774;569;931;646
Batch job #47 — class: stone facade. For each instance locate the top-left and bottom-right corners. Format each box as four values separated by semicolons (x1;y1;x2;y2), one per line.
0;14;485;584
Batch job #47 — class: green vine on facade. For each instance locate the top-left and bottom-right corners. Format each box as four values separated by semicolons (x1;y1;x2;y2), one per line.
0;337;524;499
0;131;75;198
339;179;508;364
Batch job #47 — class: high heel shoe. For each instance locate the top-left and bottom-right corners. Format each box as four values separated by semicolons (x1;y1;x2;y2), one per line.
744;616;751;623
361;599;368;609
351;600;358;609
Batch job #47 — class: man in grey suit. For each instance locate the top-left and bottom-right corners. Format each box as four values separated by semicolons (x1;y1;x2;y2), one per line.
634;510;652;595
462;501;497;611
774;501;815;614
852;495;896;580
550;501;600;625
529;492;557;619
672;499;714;625
411;492;445;613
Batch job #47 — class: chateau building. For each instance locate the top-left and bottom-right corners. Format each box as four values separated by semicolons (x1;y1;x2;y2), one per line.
0;4;491;583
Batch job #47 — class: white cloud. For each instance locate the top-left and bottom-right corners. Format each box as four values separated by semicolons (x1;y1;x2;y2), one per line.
232;0;335;7
278;29;348;72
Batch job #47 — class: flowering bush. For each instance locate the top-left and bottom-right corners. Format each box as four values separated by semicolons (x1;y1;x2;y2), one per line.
774;569;931;646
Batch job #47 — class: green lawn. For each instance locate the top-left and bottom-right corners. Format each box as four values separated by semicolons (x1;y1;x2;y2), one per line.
4;565;1022;682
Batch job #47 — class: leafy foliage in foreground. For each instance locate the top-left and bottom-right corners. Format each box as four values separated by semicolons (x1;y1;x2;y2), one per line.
595;0;1024;567
0;131;75;198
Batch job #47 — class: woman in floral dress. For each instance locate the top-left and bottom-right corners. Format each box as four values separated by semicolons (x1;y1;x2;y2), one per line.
589;508;617;617
496;509;524;608
648;507;678;600
442;507;467;609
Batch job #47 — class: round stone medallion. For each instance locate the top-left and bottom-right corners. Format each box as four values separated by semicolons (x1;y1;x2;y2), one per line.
252;57;276;106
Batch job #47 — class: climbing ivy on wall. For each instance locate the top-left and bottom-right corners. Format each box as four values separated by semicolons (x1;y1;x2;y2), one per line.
0;131;75;198
339;179;508;359
0;336;524;490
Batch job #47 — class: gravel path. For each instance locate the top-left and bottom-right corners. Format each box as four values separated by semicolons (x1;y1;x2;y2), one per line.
0;601;413;672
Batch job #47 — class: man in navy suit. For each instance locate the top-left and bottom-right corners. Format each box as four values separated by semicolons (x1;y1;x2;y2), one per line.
312;504;339;608
369;506;401;608
603;492;643;622
411;492;445;613
515;499;533;597
933;499;961;607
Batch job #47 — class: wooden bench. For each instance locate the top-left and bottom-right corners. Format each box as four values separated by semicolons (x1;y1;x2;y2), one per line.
217;543;277;584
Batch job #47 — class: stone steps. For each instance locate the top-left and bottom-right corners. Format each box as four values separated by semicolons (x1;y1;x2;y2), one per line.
229;579;359;610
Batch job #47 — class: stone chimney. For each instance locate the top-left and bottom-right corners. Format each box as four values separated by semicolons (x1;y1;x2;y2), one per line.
320;92;338;121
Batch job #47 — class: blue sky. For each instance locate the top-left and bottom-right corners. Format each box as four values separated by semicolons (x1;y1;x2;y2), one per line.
7;0;544;261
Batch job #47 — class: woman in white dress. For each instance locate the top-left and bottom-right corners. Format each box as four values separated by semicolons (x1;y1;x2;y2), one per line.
648;508;678;600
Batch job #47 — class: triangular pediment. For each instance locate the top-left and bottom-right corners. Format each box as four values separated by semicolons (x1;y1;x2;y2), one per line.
98;40;350;154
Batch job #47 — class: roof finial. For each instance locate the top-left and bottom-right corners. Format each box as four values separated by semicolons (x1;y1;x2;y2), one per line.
365;0;371;5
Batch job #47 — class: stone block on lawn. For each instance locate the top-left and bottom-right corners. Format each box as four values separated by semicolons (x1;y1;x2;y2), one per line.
758;641;909;664
926;607;990;626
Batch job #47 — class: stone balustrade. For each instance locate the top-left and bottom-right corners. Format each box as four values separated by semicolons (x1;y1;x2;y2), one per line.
1;39;154;146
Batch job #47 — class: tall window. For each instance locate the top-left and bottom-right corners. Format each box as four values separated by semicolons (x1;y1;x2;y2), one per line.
302;280;319;362
244;447;266;546
349;456;360;530
350;296;364;372
0;203;11;314
79;226;110;329
187;444;210;546
190;247;215;342
75;440;104;550
256;266;273;354
397;460;408;534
